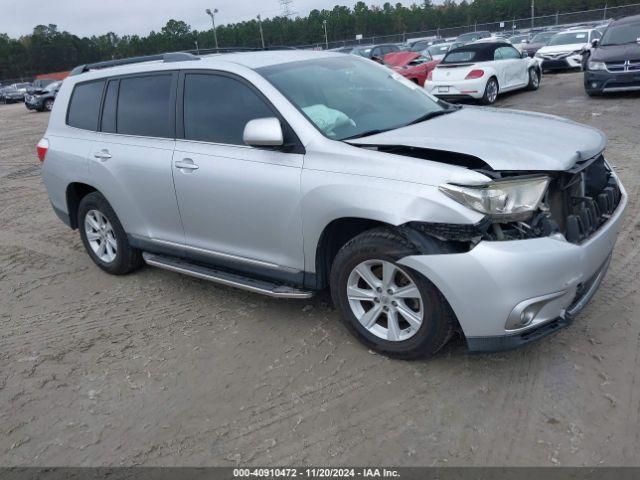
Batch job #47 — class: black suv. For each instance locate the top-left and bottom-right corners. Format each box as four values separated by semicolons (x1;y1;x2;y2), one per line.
584;14;640;96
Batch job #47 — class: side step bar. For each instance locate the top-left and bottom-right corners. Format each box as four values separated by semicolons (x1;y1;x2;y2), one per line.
142;252;314;299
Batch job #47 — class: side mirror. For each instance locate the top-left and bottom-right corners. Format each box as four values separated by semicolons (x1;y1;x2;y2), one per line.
243;117;284;147
591;39;599;48
522;50;529;58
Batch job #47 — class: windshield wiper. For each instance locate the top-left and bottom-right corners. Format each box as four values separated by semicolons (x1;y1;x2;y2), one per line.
342;128;395;140
405;105;461;126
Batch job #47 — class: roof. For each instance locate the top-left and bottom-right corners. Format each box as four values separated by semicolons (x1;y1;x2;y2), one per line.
69;50;342;80
612;13;640;24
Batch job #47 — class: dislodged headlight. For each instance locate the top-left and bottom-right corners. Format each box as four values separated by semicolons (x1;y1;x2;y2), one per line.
439;175;550;220
588;61;607;71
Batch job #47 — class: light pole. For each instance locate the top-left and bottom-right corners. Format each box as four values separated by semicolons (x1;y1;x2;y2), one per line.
205;8;219;50
322;19;328;50
257;14;265;49
530;0;534;29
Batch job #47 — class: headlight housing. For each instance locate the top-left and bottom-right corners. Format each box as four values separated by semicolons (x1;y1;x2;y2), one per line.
439;175;550;220
588;60;607;71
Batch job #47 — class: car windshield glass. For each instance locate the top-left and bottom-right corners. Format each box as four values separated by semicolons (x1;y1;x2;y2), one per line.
548;32;589;45
353;47;371;57
531;32;555;43
258;56;445;141
601;22;640;45
45;82;60;92
428;44;450;55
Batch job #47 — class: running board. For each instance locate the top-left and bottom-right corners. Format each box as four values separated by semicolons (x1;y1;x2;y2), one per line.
142;252;314;299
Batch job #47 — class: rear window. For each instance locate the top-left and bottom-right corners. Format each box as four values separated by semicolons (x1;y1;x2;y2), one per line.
442;48;492;63
67;80;105;131
116;74;173;138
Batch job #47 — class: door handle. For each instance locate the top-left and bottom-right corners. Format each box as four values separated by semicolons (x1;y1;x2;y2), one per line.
174;159;199;171
94;150;112;160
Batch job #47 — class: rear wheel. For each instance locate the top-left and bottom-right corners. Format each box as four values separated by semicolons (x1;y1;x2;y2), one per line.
330;228;455;359
481;77;499;105
78;192;143;275
527;67;540;90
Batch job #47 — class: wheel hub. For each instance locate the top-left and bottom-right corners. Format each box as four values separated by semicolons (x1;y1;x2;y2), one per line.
346;259;424;342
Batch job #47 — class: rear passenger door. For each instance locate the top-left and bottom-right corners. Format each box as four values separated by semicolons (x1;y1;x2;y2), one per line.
87;73;185;247
171;71;305;278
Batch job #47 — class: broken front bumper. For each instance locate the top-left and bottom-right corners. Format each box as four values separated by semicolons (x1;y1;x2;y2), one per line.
398;181;627;352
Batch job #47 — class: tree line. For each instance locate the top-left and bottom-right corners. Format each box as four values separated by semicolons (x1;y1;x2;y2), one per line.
0;0;621;80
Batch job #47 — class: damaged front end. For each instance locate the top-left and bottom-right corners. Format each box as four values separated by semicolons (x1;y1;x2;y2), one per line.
407;154;623;248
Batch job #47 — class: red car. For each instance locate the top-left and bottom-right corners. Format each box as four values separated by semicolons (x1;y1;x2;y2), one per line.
383;51;440;86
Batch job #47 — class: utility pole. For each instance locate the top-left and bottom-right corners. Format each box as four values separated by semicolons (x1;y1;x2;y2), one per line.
257;14;265;49
323;19;328;50
603;3;607;21
205;8;219;50
530;0;534;29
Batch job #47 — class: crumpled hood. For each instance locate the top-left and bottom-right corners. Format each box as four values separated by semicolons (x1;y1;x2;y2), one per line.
347;106;607;171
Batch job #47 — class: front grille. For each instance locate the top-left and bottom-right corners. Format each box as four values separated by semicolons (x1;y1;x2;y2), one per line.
606;60;640;72
546;156;621;244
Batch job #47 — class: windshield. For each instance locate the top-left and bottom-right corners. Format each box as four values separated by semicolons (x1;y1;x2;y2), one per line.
45;82;61;92
352;47;372;57
601;21;640;46
548;31;589;46
428;44;451;56
258;56;446;140
531;32;555;43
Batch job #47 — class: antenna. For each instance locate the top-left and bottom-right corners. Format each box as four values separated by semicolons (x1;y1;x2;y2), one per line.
279;0;296;17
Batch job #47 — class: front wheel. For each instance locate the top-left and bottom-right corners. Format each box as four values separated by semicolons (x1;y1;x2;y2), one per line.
481;77;499;105
44;98;54;111
527;67;540;90
78;192;143;275
330;228;455;359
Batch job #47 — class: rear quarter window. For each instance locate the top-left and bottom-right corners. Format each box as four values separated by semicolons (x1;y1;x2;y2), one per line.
67;80;105;131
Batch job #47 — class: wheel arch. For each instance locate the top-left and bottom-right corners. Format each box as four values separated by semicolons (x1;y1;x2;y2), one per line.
65;182;99;229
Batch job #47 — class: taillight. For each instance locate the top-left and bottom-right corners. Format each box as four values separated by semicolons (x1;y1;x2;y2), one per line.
465;69;485;80
36;138;49;162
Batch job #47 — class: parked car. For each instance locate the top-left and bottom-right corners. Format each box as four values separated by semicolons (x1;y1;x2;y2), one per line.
584;14;640;96
425;42;465;61
425;41;541;104
523;31;557;57
455;30;491;44
407;37;446;52
535;29;602;71
39;50;625;358
25;80;62;111
383;51;440;86
352;43;401;62
1;85;26;103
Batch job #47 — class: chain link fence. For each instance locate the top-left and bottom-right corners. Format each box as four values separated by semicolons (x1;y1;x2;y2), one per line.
300;2;640;50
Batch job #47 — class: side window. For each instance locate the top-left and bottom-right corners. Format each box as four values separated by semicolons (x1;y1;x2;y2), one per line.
101;80;119;134
67;80;105;131
117;74;173;138
183;74;274;145
494;48;503;60
503;46;522;59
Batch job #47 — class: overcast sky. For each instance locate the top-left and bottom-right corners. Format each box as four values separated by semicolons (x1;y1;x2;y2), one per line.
1;0;419;38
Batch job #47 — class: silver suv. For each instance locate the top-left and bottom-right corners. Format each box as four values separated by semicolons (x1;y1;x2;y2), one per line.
39;51;626;358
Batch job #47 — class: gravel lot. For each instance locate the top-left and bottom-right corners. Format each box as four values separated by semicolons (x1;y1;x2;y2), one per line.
1;72;639;467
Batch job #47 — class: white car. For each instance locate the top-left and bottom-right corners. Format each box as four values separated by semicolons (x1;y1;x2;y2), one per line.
535;29;602;71
424;42;541;104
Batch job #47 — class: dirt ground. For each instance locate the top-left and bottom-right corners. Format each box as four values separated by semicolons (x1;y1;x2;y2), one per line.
1;72;639;467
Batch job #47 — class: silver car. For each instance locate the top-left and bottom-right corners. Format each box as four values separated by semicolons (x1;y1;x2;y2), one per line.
38;50;626;358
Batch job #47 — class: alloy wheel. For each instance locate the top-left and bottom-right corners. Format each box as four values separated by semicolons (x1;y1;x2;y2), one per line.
84;209;117;263
346;259;424;342
486;79;498;103
530;69;540;88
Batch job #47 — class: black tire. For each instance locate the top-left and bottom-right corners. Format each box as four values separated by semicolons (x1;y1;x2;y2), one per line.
44;98;54;111
527;67;540;90
480;77;499;105
77;192;143;275
330;228;456;359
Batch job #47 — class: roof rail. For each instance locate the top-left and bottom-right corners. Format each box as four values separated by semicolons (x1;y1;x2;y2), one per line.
69;52;199;76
